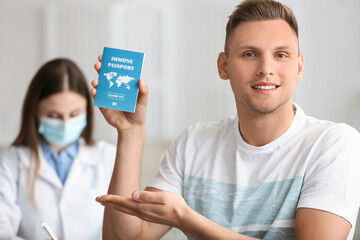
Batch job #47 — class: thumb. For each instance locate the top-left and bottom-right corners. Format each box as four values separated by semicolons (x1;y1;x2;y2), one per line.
132;190;162;204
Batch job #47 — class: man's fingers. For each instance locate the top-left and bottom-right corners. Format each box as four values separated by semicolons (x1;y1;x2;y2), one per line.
90;79;98;99
137;80;149;108
96;194;154;218
96;195;137;209
96;193;174;225
90;88;96;99
94;55;102;74
94;61;101;74
92;79;98;88
96;195;141;217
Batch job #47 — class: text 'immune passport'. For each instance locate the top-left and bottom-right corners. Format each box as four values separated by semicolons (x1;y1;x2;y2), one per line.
94;47;145;112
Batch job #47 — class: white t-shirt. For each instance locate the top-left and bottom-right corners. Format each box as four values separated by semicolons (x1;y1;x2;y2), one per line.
149;104;360;240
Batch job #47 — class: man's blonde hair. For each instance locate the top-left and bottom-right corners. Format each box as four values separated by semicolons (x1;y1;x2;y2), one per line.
225;0;299;54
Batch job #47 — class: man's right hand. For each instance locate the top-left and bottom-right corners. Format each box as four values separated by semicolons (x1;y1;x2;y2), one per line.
90;55;148;134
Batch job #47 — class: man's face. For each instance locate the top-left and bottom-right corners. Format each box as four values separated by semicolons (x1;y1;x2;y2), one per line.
218;19;303;115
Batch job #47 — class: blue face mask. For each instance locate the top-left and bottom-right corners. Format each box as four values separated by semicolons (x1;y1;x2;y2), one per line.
38;113;87;146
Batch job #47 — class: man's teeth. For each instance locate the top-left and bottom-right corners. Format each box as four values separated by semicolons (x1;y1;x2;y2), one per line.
253;85;277;90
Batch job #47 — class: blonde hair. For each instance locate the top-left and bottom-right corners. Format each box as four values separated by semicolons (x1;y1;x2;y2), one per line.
225;0;299;54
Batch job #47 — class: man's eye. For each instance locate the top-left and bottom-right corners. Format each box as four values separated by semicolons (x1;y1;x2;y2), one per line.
243;52;256;57
277;53;288;58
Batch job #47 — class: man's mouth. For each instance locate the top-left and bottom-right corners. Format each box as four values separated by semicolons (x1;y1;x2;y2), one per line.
252;84;280;90
252;85;278;90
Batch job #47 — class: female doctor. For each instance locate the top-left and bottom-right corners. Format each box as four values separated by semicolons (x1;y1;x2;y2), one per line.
0;58;116;240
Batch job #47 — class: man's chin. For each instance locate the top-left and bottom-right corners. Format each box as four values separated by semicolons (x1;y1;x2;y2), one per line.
240;100;291;116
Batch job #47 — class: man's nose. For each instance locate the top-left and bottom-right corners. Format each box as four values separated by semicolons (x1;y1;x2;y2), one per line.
256;55;274;77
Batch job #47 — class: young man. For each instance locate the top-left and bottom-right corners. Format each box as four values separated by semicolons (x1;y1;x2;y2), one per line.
92;0;360;239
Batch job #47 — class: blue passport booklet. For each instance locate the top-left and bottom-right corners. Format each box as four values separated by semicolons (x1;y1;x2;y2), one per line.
94;47;145;112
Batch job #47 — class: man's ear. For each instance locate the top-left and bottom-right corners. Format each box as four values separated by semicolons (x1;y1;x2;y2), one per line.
217;52;229;80
297;53;304;83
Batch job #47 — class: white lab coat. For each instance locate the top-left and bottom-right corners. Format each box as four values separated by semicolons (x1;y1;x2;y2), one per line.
0;139;116;240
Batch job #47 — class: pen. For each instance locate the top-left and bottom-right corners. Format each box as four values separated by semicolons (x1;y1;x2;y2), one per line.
40;221;58;240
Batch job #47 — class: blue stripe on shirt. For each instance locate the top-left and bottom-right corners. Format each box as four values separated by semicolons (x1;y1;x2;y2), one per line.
183;174;303;238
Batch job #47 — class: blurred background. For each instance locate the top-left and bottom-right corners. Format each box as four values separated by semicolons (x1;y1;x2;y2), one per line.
1;0;359;239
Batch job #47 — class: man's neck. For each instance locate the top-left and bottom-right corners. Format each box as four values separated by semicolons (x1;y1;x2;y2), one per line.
237;102;295;147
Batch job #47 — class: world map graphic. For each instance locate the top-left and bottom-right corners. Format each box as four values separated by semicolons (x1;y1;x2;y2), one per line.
104;72;135;90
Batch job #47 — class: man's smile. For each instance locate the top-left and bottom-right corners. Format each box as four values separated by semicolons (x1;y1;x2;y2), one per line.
252;85;278;90
251;82;280;91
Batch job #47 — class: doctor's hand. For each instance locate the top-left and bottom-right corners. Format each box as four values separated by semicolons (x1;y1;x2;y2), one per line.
96;190;192;230
91;55;148;134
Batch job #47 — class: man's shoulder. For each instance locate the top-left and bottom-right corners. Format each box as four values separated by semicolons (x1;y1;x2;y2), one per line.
299;109;360;148
316;122;360;146
295;104;359;139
